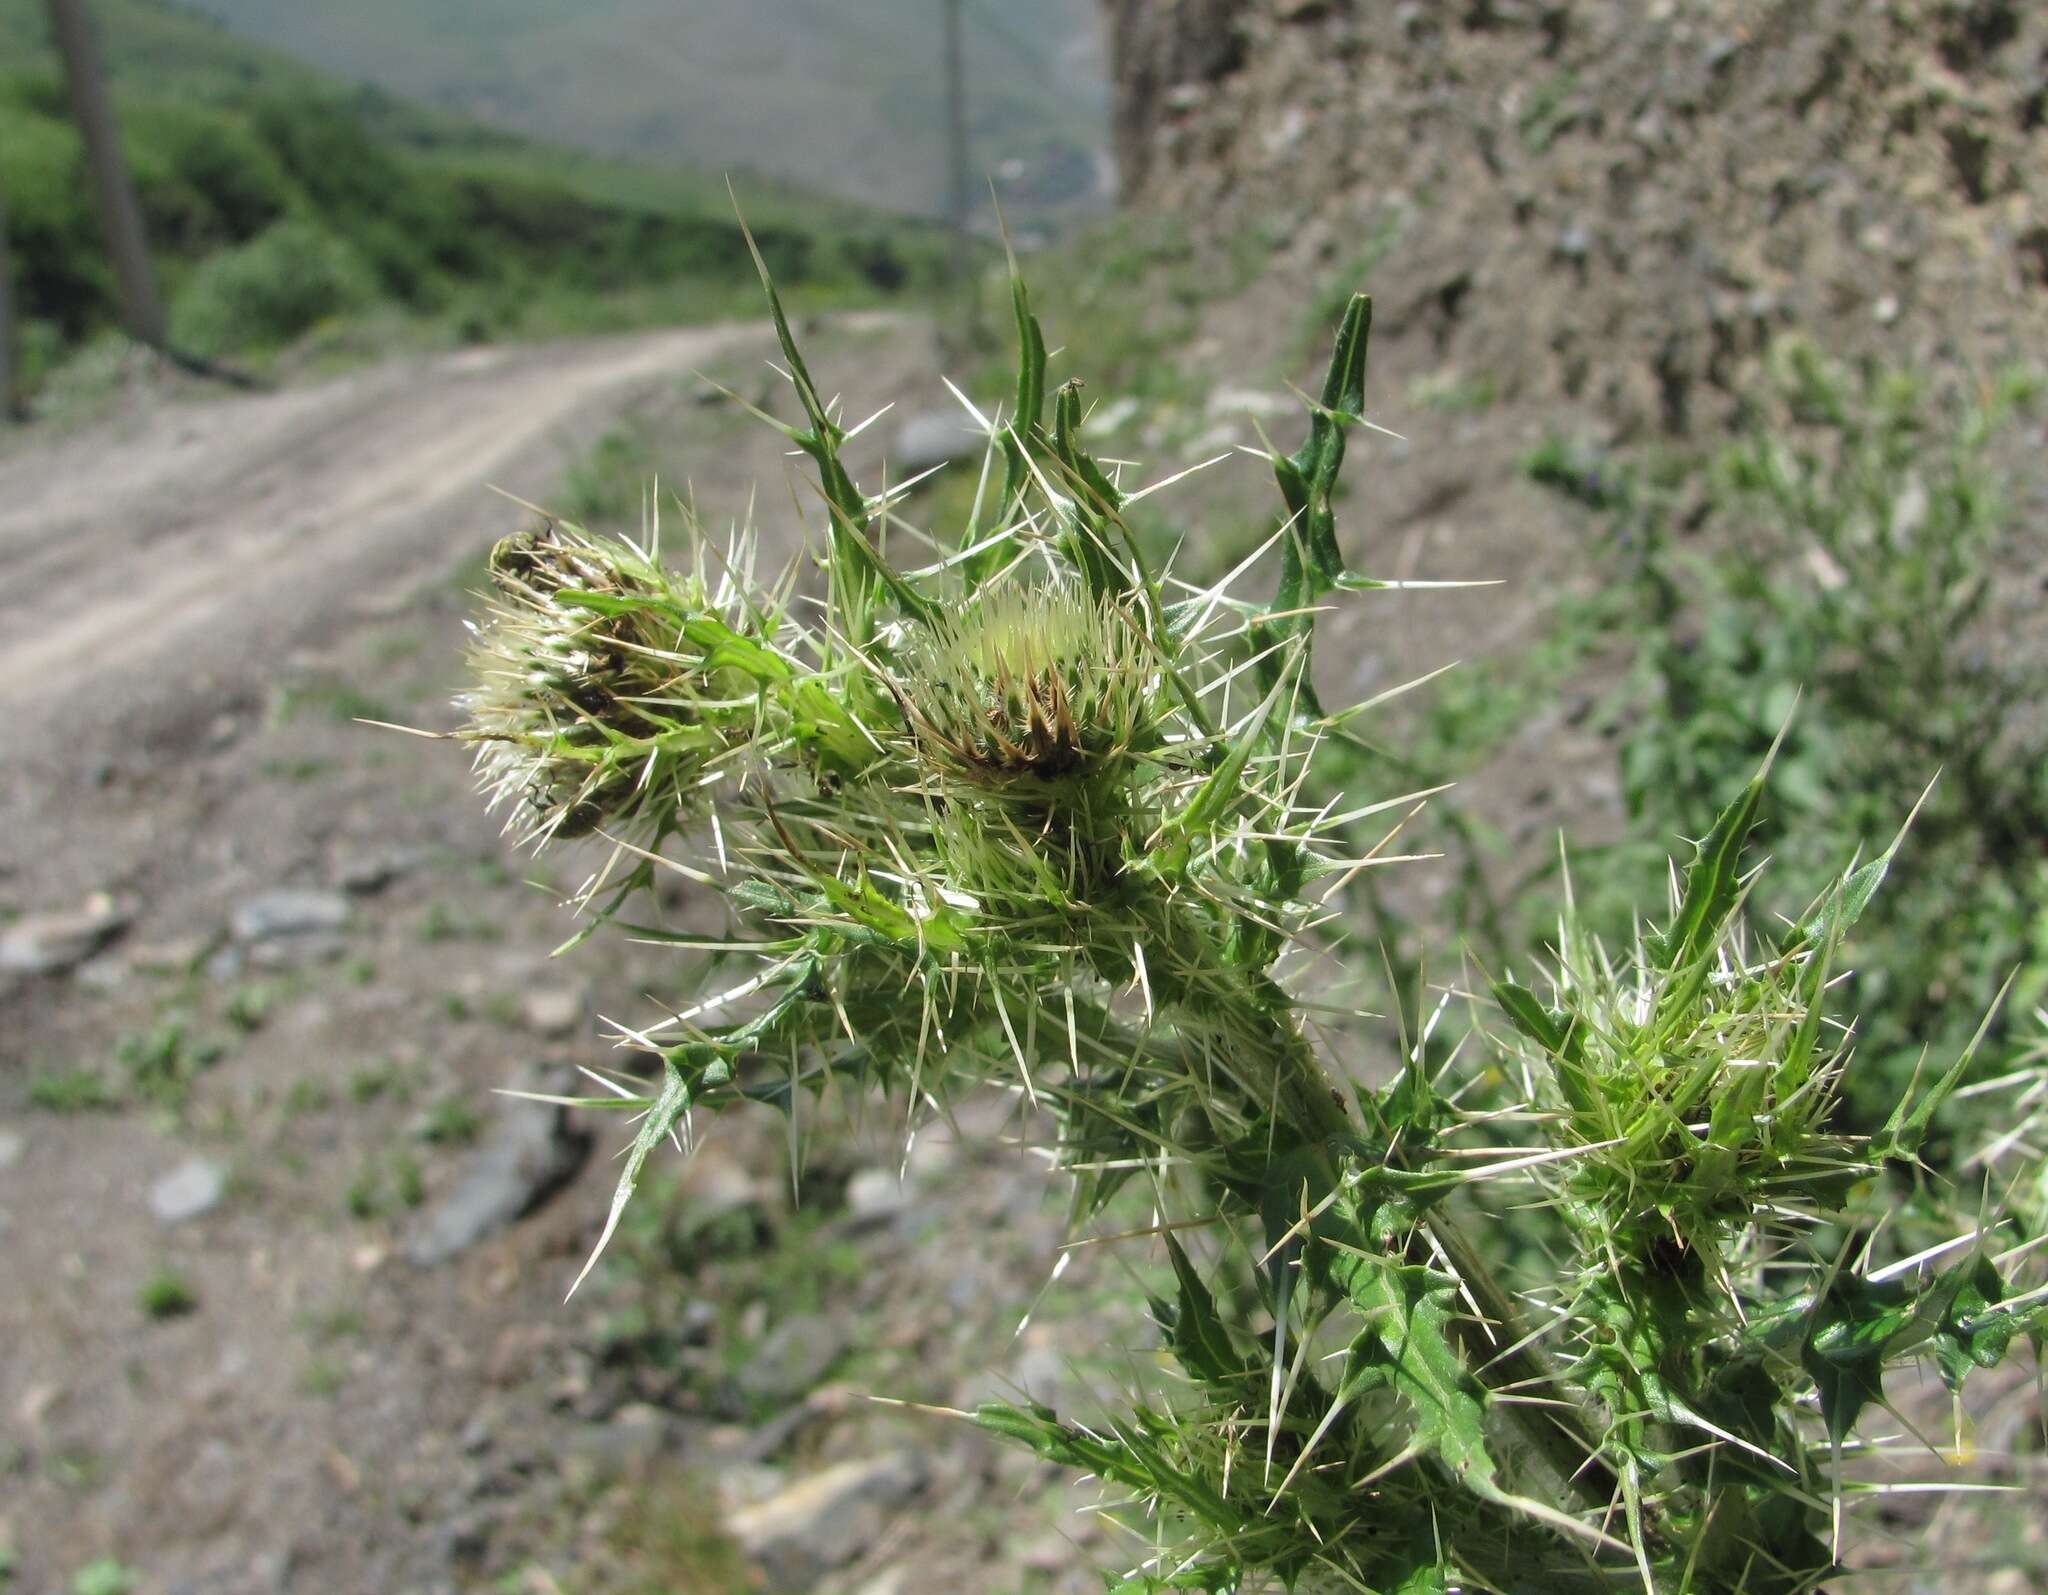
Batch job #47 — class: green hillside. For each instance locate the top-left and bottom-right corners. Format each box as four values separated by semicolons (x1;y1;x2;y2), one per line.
0;0;948;391
177;0;1111;221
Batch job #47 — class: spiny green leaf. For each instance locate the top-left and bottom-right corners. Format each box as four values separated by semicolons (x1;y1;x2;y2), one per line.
1158;669;1294;849
1800;1270;1953;1443
1492;980;1600;1116
1872;973;2011;1164
1653;773;1765;975
1326;1213;1500;1491
1158;1231;1252;1384
568;1056;691;1297
1107;1568;1241;1594
965;271;1049;586
1931;1253;2013;1392
736;199;927;647
1049;379;1141;603
1271;293;1373;612
1256;293;1381;717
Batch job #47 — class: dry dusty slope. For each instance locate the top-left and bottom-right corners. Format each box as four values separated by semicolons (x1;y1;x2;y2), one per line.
0;320;1141;1594
1105;0;2046;439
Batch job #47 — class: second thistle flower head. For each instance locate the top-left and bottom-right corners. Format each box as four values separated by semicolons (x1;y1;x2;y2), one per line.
898;583;1161;795
460;520;779;844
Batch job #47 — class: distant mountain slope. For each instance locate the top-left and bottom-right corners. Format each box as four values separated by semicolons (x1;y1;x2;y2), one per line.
179;0;1113;221
0;0;945;385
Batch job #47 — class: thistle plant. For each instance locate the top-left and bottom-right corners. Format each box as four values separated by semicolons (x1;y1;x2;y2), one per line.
439;242;2047;1594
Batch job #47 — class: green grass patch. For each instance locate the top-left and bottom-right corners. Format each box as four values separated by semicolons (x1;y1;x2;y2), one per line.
416;1094;482;1146
344;1147;425;1219
137;1268;199;1320
27;1066;121;1113
115;1018;226;1112
266;679;393;727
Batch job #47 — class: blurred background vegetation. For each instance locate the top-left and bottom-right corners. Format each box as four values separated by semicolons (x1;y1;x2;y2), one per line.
0;0;975;392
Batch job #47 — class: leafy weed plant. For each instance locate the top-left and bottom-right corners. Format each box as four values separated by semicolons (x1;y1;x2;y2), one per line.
432;244;2048;1592
1531;343;2048;1134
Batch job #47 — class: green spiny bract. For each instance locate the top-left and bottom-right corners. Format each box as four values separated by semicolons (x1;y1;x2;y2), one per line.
901;582;1159;788
461;519;799;843
439;242;2048;1595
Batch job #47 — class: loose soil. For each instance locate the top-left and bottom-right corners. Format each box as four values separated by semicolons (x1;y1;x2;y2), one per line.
0;319;1141;1595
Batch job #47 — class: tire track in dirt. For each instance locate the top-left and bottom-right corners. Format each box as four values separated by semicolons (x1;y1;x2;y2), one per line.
0;320;860;743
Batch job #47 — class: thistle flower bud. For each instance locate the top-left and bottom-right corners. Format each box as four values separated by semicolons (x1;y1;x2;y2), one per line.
899;584;1159;794
883;584;1167;915
459;521;782;844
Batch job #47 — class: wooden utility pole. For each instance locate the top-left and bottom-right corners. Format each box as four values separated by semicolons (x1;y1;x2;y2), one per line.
0;174;22;420
942;0;970;286
45;0;166;349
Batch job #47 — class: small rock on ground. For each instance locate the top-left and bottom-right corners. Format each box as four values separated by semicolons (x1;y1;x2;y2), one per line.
328;844;428;895
406;1080;592;1265
892;408;980;473
726;1450;928;1592
844;1166;911;1225
0;895;132;975
231;889;351;943
127;934;216;975
520;986;586;1039
564;1402;673;1479
150;1157;228;1224
736;1314;850;1404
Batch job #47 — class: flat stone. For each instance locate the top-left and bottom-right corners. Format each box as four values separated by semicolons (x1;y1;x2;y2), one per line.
714;1460;788;1513
231;889;351;943
676;1143;780;1224
73;954;131;993
1083;394;1141;436
726;1451;928;1592
0;895;132;975
128;935;217;975
150;1157;228;1224
565;1402;673;1478
892;408;982;474
736;1314;850;1404
521;987;586;1039
1204;384;1293;420
0;1127;25;1170
406;1076;592;1265
1008;1342;1069;1405
844;1166;911;1225
247;932;347;970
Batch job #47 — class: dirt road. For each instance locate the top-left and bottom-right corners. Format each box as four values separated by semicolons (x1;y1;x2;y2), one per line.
0;318;1137;1595
0;324;800;746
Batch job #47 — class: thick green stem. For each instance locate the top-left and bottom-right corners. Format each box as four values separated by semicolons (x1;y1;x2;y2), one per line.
1140;899;1621;1539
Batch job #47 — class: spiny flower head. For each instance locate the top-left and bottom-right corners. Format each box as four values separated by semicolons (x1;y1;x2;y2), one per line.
459;519;787;843
897;582;1162;794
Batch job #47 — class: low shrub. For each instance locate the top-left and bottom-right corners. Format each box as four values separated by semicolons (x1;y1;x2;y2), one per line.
168;216;379;355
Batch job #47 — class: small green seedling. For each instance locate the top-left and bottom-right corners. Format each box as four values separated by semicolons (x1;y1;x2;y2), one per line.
137;1270;198;1321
